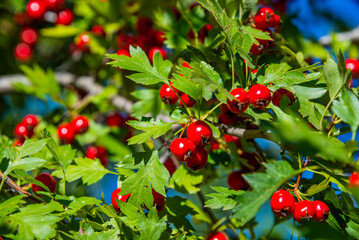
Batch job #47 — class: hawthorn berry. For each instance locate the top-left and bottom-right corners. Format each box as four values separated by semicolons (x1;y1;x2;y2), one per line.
272;88;295;107
14;123;29;139
26;0;47;19
227;170;249;191
71;115;89;134
198;24;213;42
151;189;165;212
86;145;98;159
111;188;131;211
170;138;195;162
270;189;295;217
92;25;106;37
160;83;179;105
56;9;74;25
248;84;271;109
20;27;38;46
86;145;108;166
31;173;57;194
116;49;130;57
187;120;213;146
179;93;196;107
293;200;316;222
44;0;65;11
250;39;269;55
312;200;330;222
349;172;359;188
13;138;25;147
227;88;249;114
345;58;359;77
210;141;220;151
152;30;166;46
206;231;229;240
106;112;124;127
136;17;153;34
240;152;261;171
14;43;32;61
164;157;177;176
253;7;274;30
116;34;135;50
22;114;38;130
57;123;75;144
186;146;208;171
147;47;166;62
218;104;240;125
223;134;242;148
75;32;91;51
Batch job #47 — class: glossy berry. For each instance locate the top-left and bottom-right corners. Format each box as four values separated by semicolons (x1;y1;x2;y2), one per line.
153;30;166;45
186;146;208;171
187;120;212;146
270;189;295;217
170;138;195;162
160;83;179;105
224;134;241;148
147;47;166;62
31;173;57;194
57;123;75;144
227;88;249;114
86;145;98;159
293;200;316;223
272;14;281;27
71;115;89;134
253;7;274;30
116;34;135;50
111;188;131;212
206;232;229;240
22;114;39;130
179;93;196;107
136;17;153;34
250;39;269;55
218;104;240;125
75;32;91;51
44;0;65;10
13;138;25;147
248;84;271;109
164;157;177;176
14;43;32;61
92;25;106;37
106;112;124;127
349;172;359;188
20;27;38;46
56;9;74;25
116;49;130;57
312;200;330;222
14;123;30;139
227;170;249;191
272;88;295;107
210;141;220;151
151;189;165;212
86;145;108;167
345;59;359;77
26;0;47;19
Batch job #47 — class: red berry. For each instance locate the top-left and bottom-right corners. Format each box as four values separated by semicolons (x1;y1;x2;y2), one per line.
151;188;165;212
22;114;38;130
147;47;166;62
14;123;29;138
75;32;91;51
223;134;241;148
349;172;359;188
92;25;106;37
227;170;249;191
179;93;196;107
206;232;229;240
44;0;65;10
218;106;240;125
187;120;213;146
312;200;330;222
136;17;153;34
31;173;57;194
240;152;261;171
170;138;195;162
253;7;274;30
270;189;295;217
106;112;124;127
345;59;359;77
198;24;213;42
96;146;108;167
250;39;269;55
293;200;316;222
152;30;166;46
20;27;38;46
56;9;74;25
271;14;281;27
164;157;177;176
160;83;179;105
210;141;220;151
116;49;130;57
182;61;192;69
116;34;135;50
13;138;25;147
26;0;47;19
248;84;271;109
111;188;131;211
71;115;89;134
57;123;75;144
86;145;98;159
227;88;249;114
14;43;32;61
186;146;208;171
272;88;295;107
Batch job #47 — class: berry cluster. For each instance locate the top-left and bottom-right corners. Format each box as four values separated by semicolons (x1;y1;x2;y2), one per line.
57;115;89;144
270;190;330;223
85;145;108;167
13;114;39;146
349;172;359;188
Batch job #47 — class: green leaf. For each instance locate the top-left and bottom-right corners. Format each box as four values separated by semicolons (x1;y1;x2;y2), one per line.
19;139;48;158
131;89;162;118
206;186;244;210
257;62;292;85
172;73;203;102
169;165;203;194
293;85;327;100
41;25;81;38
9;157;47;172
0;195;25;216
306;177;330;196
107;46;172;85
232;161;297;226
323;56;344;99
127;119;173;145
120;151;170;209
138;208;167;240
165;196;196;231
243;26;273;43
97;135;131;159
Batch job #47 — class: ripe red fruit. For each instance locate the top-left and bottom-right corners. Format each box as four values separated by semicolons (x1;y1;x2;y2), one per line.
14;123;29;139
240;152;261;171
345;59;359;77
136;17;153;34
272;88;295;107
250;39;269;55
223;134;241;148
227;170;249;191
253;7;275;30
106;112;124;127
57;123;75;144
151;189;165;212
164;157;177;176
293;200;316;222
86;145;108;167
198;24;213;42
248;84;271;109
147;47;166;62
312;200;330;222
272;14;281;27
20;27;38;46
111;188;131;211
14;43;32;61
187;120;213;146
160;83;179;105
186;146;208;171
153;30;166;45
270;189;295;217
116;49;130;57
349;172;359;188
44;0;65;10
31;173;57;194
22;114;38;130
56;9;74;25
170;138;195;162
179;93;196;107
71;115;89;134
26;0;47;19
218;112;239;125
116;34;135;50
75;32;91;51
92;25;106;37
210;141;220;151
13;138;25;147
227;88;249;114
206;231;229;240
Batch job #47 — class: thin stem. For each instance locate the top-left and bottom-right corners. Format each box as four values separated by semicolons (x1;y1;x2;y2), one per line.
327;114;336;136
200;102;222;121
179;122;189;139
0;177;6;193
62;169;66;195
227;221;240;239
319;85;343;131
231;53;235;90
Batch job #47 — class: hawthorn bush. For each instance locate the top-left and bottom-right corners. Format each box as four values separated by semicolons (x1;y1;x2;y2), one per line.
1;0;359;239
